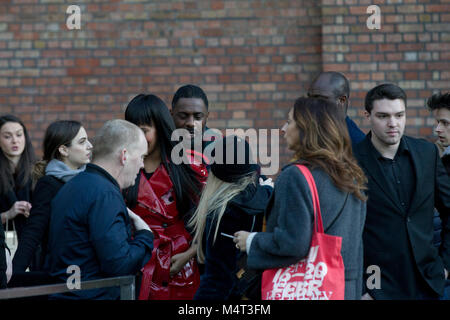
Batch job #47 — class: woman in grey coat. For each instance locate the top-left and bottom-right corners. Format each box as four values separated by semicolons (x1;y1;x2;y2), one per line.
234;97;368;300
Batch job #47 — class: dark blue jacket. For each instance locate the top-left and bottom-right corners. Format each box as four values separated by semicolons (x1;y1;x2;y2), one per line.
346;116;365;150
194;182;271;300
45;164;154;299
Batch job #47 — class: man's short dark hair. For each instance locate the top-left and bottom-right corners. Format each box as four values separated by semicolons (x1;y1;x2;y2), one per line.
172;84;209;110
427;92;450;111
365;83;407;113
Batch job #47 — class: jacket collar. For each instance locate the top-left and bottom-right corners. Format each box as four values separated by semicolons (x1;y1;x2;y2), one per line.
85;163;120;190
356;133;421;216
356;133;403;212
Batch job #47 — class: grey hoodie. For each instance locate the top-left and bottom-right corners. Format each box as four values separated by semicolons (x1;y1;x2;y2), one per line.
45;159;86;182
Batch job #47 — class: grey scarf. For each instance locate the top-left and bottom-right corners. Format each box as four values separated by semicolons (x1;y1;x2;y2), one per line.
45;159;86;182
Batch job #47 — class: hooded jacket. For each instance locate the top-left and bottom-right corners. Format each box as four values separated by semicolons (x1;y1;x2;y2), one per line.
194;181;272;300
13;160;85;273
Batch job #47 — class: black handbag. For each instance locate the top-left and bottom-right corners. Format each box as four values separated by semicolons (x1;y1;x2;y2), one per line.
235;253;262;300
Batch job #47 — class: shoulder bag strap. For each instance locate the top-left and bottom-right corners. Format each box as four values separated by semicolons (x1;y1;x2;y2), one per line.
295;165;323;234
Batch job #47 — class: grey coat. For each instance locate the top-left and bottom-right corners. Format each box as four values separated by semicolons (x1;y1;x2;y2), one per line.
247;164;366;300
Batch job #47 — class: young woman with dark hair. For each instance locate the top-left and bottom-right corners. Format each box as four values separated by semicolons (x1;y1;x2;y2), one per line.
12;120;92;273
123;94;207;300
0;115;36;240
234;97;368;300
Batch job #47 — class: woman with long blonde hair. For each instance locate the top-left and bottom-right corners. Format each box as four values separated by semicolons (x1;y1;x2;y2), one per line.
190;135;272;300
234;97;368;300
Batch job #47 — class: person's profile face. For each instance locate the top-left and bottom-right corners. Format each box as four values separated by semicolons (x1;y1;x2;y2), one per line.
62;126;93;169
171;97;208;139
122;134;147;189
281;108;301;152
138;124;159;157
434;108;450;148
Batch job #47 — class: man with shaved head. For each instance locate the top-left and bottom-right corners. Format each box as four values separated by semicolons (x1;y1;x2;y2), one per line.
308;71;366;149
46;119;154;299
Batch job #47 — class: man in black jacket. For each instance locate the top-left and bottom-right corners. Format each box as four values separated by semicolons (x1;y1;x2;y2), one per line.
354;83;450;299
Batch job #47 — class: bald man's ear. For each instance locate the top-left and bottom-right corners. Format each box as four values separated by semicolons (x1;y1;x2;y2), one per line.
120;148;127;166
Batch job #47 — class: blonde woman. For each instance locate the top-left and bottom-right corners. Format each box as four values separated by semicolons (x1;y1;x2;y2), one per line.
190;135;272;300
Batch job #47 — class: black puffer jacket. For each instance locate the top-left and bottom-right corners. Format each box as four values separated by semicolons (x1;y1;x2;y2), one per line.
194;182;272;300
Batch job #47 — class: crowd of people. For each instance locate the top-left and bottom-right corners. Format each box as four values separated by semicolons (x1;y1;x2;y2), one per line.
0;77;449;300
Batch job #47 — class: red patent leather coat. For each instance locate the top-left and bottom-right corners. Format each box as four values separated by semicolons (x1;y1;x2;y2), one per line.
134;160;207;300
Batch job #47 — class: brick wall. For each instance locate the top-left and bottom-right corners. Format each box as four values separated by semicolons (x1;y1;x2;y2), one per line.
0;0;449;174
321;0;450;139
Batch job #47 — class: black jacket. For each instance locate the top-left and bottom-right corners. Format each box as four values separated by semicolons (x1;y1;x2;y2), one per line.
0;179;32;240
194;182;272;300
13;175;64;272
443;154;450;175
0;222;6;289
354;135;450;299
434;154;450;249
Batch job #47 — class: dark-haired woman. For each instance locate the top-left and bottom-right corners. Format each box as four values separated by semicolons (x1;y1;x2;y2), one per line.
234;97;368;300
12;120;92;273
124;94;207;300
0;115;36;242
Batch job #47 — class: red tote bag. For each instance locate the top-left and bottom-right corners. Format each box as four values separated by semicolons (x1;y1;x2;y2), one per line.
261;165;345;300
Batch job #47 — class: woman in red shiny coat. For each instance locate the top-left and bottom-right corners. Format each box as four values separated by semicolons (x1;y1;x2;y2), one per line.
123;94;206;300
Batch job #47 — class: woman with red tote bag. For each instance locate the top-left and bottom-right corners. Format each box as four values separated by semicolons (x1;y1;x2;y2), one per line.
234;97;368;300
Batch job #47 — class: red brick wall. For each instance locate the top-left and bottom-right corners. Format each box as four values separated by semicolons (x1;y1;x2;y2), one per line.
321;0;450;139
0;0;449;173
